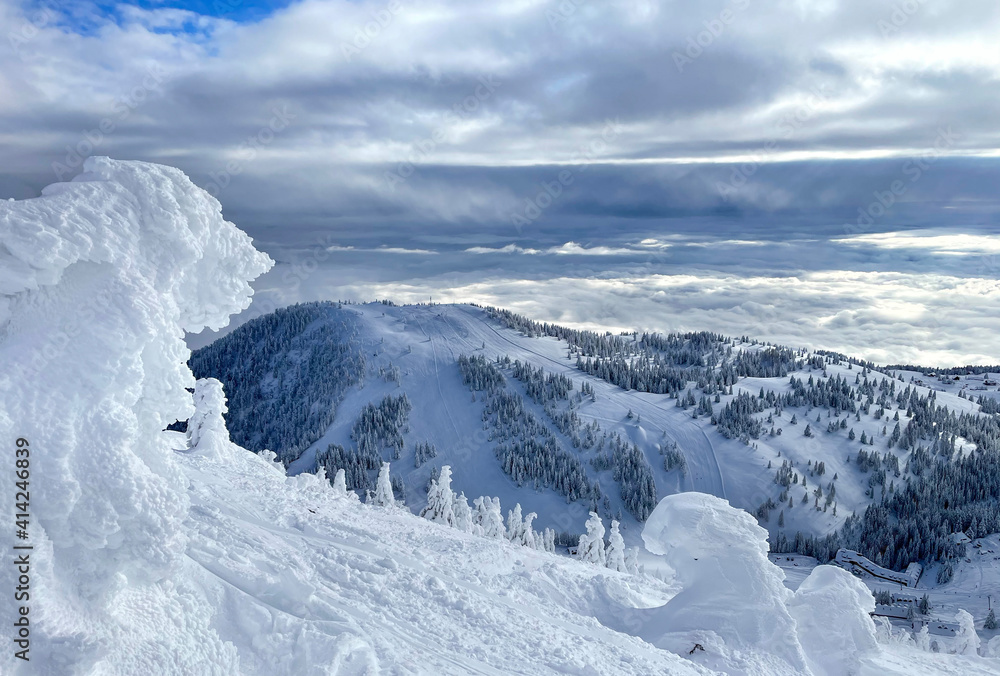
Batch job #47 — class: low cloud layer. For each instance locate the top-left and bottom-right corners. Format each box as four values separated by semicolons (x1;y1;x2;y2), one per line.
3;0;998;363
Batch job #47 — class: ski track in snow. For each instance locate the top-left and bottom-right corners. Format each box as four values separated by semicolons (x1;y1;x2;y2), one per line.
411;313;465;446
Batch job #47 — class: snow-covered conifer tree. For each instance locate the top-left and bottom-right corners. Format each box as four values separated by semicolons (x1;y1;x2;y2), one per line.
520;512;538;549
577;512;606;566
333;468;348;495
914;624;931;652
954;609;980;656
476;496;505;539
371;462;395;507
454;492;473;532
541;528;556;553
624;547;639;574
331;468;358;501
507;503;525;543
605;520;627;572
188;378;231;458
472;496;487;528
420;465;456;525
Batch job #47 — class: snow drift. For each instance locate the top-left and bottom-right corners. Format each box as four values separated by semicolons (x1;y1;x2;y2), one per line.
1;158;995;675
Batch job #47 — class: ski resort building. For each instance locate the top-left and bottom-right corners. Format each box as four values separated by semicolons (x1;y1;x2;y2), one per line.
873;604;911;620
949;532;972;546
911;619;960;637
834;549;923;587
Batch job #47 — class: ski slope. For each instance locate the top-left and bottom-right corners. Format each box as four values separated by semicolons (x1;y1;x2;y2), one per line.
174;431;1000;675
279;301;739;541
180;440;709;676
265;300;991;545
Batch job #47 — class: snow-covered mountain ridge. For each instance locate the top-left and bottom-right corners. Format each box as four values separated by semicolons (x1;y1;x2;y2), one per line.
190;298;1000;572
1;158;997;674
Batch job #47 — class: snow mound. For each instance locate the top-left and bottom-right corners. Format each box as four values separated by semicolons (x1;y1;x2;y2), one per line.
642;493;809;674
787;565;878;675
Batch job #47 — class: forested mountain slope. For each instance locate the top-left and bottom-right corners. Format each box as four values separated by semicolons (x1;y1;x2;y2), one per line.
191;301;1000;571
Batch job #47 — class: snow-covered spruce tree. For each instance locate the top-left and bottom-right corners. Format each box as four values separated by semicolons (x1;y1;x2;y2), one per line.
371;461;395;507
606;520;627;572
472;496;487;529
625;547;639;574
187;378;232;460
482;497;506;539
420;465;456;525
507;503;525;543
521;512;539;549
985;609;998;630
577;512;607;566
954;610;981;656
333;468;348;496
414;440;437;468
454;492;474;532
541;528;557;553
330;468;359;501
915;624;931;652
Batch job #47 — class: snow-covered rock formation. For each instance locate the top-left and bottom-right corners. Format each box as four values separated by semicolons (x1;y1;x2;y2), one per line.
1;158;995;675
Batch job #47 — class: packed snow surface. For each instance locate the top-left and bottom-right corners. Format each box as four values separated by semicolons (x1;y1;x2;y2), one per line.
1;159;996;675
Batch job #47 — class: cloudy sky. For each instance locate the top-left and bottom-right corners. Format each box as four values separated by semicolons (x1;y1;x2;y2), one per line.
3;0;999;364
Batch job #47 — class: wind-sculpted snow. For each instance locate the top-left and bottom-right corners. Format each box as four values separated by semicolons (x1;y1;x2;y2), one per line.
636;495;999;675
0;158;271;673
787;565;878;676
642;493;811;674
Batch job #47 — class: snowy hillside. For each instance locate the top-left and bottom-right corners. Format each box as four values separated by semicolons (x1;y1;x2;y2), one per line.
2;158;998;675
190;299;1000;570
